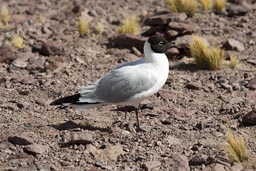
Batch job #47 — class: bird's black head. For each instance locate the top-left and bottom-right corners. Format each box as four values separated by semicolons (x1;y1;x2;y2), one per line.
148;35;173;53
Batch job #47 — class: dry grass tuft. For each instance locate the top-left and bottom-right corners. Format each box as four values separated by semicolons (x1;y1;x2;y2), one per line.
213;0;226;13
167;0;198;17
201;0;212;11
189;35;224;70
0;6;9;25
230;54;239;69
77;17;90;36
224;131;249;163
97;23;104;35
117;16;141;35
11;33;24;49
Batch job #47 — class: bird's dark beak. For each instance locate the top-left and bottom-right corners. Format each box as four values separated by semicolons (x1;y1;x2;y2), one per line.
166;43;176;50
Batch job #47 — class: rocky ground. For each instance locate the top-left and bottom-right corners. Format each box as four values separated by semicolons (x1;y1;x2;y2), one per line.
0;0;256;171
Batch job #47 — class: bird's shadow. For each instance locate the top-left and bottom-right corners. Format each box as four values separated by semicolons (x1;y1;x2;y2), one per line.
49;120;110;132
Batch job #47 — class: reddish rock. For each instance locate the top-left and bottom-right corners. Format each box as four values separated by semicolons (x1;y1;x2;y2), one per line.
109;34;147;52
241;111;256;126
247;77;256;90
24;143;49;155
41;41;65;56
166;47;180;59
144;13;187;26
0;45;18;63
168;22;198;34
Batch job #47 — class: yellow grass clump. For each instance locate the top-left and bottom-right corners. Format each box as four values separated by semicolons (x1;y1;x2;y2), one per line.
77;17;90;36
117;16;141;35
11;34;24;49
167;0;198;17
189;35;225;70
201;0;212;11
230;54;239;69
0;21;2;30
224;131;249;163
213;0;226;13
0;6;9;25
97;23;104;35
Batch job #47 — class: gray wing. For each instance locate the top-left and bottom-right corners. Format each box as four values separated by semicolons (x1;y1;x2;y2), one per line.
92;65;156;103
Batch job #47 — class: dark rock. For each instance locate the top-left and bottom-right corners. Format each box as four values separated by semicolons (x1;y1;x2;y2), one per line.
109;34;147;52
161;117;172;125
24;143;48;155
168;22;198;34
40;41;65;56
144;13;187;26
189;155;208;166
223;39;245;52
165;30;179;39
227;3;249;16
185;82;202;90
168;154;189;171
247;77;256;90
141;25;166;37
241;111;256;126
0;45;18;64
143;160;161;171
166;48;179;59
8;135;34;145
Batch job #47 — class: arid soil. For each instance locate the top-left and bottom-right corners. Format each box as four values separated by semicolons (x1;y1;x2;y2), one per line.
0;0;256;171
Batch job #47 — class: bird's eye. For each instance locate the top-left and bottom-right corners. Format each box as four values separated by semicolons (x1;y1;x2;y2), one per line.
159;41;165;45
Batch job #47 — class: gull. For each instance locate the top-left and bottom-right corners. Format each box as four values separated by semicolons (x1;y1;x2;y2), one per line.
50;35;173;129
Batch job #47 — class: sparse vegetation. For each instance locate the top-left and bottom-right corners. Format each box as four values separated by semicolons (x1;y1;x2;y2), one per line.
77;17;90;36
201;0;212;11
224;131;249;163
167;0;198;17
0;6;10;25
213;0;226;13
11;33;24;49
39;14;46;23
189;35;225;70
230;54;239;69
0;21;2;31
117;16;141;35
97;23;104;35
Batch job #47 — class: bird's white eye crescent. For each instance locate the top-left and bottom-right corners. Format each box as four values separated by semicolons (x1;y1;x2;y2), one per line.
159;41;165;45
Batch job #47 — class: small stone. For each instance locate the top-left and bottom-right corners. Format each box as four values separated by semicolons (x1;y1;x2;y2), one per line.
168;154;189;171
223;39;245;52
232;83;241;91
40;41;65;56
144;13;187;26
12;58;28;68
141;25;166;37
165;30;179;39
185;82;202;90
70;130;97;145
161;117;172;125
227;3;249;16
166;48;179;59
23;143;48;155
168;22;198;34
204;163;226;171
143;160;161;171
167;135;181;145
247;77;256;90
109;34;147;52
241;111;256;126
189;155;208;166
0;45;18;63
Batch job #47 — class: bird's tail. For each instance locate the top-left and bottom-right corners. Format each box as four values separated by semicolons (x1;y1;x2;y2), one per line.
50;93;102;111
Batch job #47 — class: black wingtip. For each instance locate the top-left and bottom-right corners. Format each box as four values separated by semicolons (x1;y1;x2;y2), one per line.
50;94;81;106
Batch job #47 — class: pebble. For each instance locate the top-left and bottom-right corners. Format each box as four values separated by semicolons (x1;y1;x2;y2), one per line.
143;160;161;171
23;143;48;155
241;110;256;126
223;39;245;52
